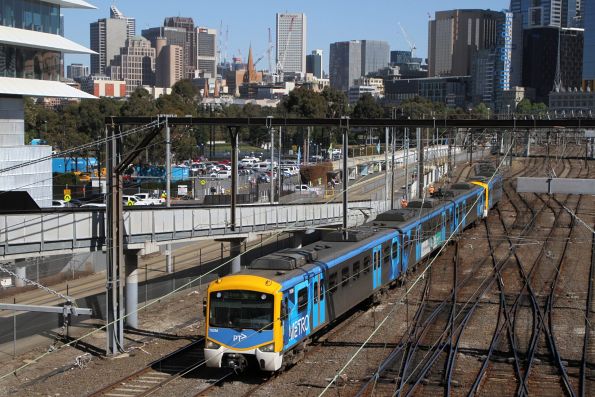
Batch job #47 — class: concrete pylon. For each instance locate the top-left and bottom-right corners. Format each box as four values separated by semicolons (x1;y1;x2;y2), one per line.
124;250;140;329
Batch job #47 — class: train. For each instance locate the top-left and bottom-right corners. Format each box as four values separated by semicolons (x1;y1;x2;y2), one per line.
203;163;503;372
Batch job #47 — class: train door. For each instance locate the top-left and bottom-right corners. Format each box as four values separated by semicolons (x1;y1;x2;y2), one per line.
311;274;326;329
390;236;400;280
372;245;382;289
416;225;422;260
453;203;459;232
441;212;446;242
283;280;311;350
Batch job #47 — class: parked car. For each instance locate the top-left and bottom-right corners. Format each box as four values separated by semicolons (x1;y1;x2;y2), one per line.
80;203;106;208
122;195;151;206
52;200;75;208
134;193;164;205
210;170;232;179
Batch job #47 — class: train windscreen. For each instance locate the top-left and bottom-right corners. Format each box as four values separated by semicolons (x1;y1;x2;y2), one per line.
209;290;274;330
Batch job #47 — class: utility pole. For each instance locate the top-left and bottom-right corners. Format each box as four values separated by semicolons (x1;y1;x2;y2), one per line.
391;128;396;209
342;117;349;239
165;118;172;274
385;126;389;205
405;128;410;201
417;127;424;199
106;123;124;355
447;129;453;183
229;127;239;230
278;127;282;199
269;124;274;204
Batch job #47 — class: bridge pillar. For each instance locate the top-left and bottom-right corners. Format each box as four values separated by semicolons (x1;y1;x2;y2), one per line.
215;237;246;275
124;250;140;329
14;260;26;288
292;231;305;249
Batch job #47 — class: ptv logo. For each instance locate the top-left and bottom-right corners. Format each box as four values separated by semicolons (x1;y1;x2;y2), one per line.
233;333;247;343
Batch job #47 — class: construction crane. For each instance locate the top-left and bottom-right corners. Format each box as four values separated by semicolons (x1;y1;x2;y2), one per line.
254;28;274;72
398;22;417;58
274;15;295;83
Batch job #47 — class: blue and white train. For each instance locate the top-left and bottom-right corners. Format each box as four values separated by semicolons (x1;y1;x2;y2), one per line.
203;166;503;372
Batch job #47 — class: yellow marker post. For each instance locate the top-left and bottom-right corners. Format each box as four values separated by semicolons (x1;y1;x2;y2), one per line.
63;188;71;202
127;199;134;206
200;179;206;186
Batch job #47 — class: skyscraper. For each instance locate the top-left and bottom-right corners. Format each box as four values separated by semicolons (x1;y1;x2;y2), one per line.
155;38;184;88
67;63;90;80
90;16;129;75
510;0;582;28
108;36;156;91
329;41;361;92
428;9;504;77
276;13;307;77
360;40;390;76
110;5;136;38
142;17;196;79
306;49;323;79
197;27;217;77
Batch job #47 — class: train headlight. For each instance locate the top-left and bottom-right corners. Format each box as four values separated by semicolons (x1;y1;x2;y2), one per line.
206;340;221;350
258;343;275;353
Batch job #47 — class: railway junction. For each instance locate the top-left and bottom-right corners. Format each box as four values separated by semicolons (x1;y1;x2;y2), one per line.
0;117;594;396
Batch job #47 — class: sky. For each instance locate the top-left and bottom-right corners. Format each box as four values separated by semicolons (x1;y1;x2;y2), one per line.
63;0;510;72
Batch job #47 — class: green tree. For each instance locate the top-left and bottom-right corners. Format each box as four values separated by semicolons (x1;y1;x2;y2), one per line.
351;93;384;119
321;86;349;118
280;87;327;118
121;87;157;117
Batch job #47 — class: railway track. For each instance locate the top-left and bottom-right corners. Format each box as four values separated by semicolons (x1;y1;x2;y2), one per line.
88;338;218;397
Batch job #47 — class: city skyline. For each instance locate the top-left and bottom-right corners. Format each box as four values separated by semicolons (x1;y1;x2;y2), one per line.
63;0;510;72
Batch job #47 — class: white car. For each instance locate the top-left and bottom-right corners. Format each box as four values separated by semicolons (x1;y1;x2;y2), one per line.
210;170;232;179
80;203;106;208
52;200;75;208
123;195;151;206
134;193;163;205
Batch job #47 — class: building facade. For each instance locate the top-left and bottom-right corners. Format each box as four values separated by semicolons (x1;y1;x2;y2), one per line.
522;26;583;103
385;76;470;107
67;63;89;80
90;16;128;75
329;40;361;92
79;75;126;97
510;0;582;28
196;27;217;77
109;5;135;38
142;17;196;79
306;49;323;79
108;36;155;91
428;9;504;77
0;0;96;207
583;0;595;83
276;13;307;76
155;39;184;88
360;40;390;76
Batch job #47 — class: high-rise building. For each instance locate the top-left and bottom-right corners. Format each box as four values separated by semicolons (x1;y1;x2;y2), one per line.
155;37;184;88
197;27;217;77
0;0;96;207
142;17;196;79
523;27;583;102
391;50;413;65
428;9;504;77
276;13;307;76
67;63;90;80
583;0;595;83
110;5;135;38
361;40;390;76
108;36;156;91
306;49;323;79
510;0;582;28
90;16;129;75
329;41;362;92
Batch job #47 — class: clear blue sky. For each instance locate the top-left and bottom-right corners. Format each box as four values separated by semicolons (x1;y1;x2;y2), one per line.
63;0;510;71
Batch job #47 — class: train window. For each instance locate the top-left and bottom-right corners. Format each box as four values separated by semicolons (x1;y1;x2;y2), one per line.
342;267;350;286
328;273;337;292
297;287;308;310
383;245;390;264
313;282;319;303
391;242;398;259
353;261;361;279
364;256;371;273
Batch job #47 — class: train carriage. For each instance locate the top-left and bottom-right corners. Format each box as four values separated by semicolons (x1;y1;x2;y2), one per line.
203;169;503;373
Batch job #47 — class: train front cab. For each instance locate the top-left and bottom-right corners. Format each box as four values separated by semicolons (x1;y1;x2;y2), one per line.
204;275;284;372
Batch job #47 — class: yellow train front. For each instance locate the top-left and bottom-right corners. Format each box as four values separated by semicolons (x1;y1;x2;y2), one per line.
203;274;284;372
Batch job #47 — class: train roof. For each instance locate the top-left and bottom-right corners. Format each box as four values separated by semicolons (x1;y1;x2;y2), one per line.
240;227;395;288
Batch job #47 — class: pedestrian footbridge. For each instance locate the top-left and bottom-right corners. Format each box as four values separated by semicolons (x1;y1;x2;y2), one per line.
0;200;389;260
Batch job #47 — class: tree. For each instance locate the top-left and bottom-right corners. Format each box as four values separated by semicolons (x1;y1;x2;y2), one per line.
351;94;384;119
121;87;157;117
280;87;327;118
321;86;348;118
